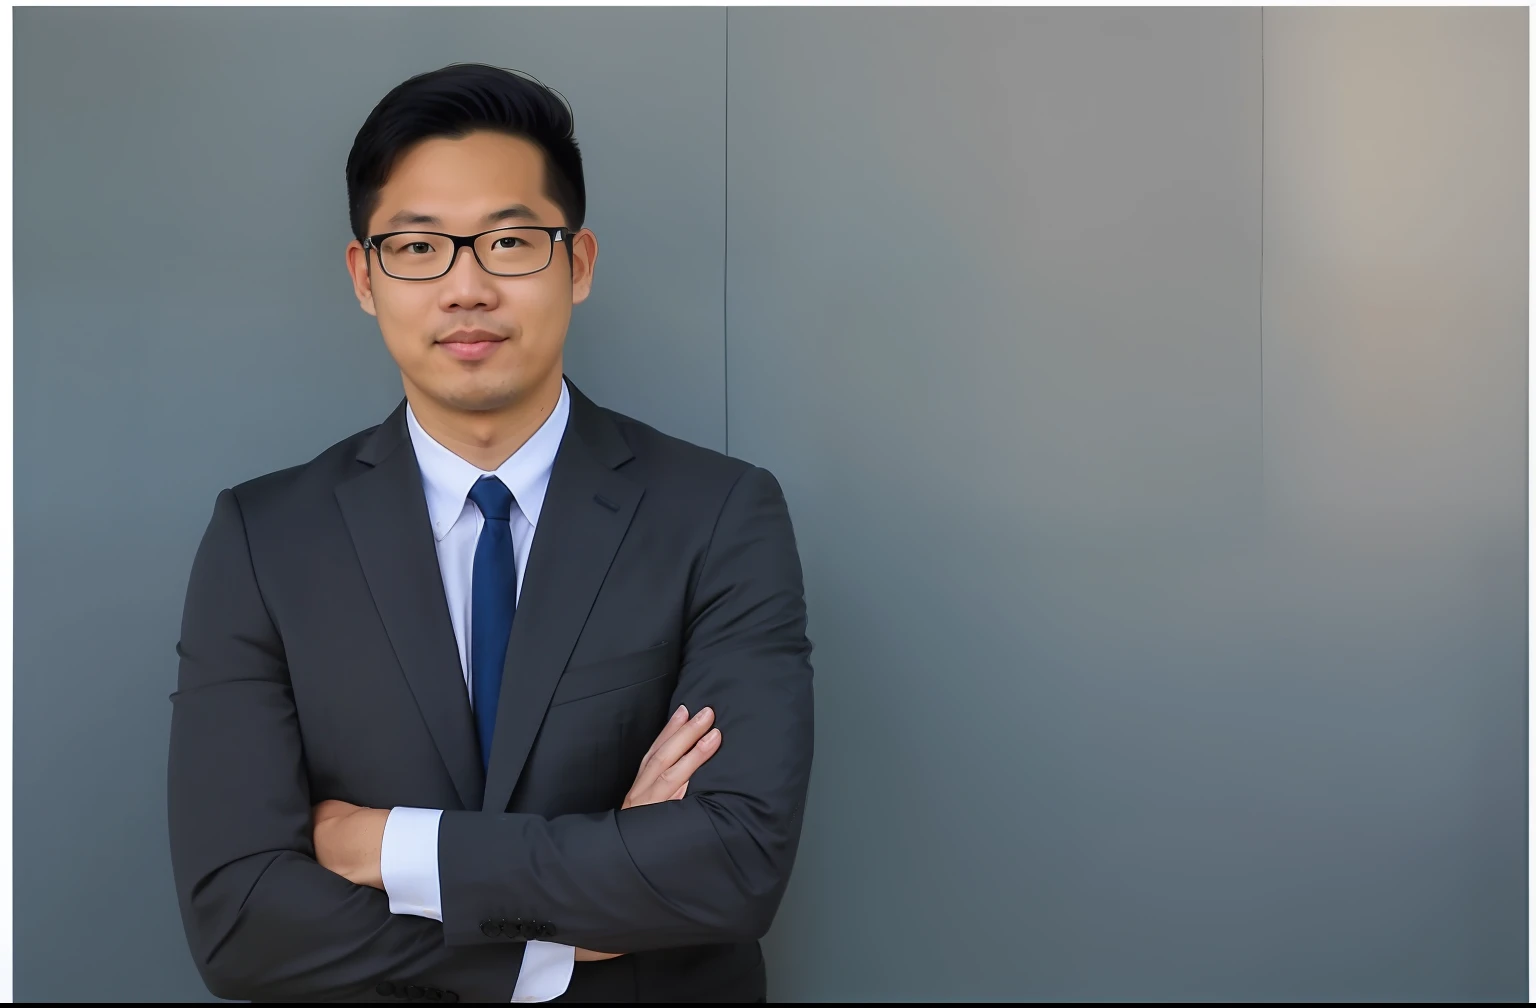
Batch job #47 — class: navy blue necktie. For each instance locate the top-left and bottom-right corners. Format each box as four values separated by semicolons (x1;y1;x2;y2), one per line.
468;475;518;774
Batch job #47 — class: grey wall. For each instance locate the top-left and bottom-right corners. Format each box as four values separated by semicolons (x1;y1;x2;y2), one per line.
737;7;1526;1002
14;7;1525;1003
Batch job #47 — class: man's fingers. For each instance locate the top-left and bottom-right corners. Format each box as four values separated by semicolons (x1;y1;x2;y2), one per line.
652;728;721;795
642;706;713;781
630;706;715;797
624;731;718;809
639;705;689;770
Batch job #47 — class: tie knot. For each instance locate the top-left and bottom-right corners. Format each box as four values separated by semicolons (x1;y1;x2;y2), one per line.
467;475;515;522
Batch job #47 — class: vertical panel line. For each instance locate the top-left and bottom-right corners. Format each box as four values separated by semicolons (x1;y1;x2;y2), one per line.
723;6;730;455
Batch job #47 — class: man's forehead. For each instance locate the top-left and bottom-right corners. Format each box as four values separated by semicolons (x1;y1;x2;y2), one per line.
381;203;544;228
371;134;558;230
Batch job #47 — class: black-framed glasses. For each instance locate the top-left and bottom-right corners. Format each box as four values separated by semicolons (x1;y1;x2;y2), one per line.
363;225;572;281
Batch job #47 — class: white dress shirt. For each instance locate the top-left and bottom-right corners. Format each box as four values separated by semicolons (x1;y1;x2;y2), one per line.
379;379;575;1002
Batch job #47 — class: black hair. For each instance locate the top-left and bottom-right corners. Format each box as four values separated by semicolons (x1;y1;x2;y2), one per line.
345;63;586;245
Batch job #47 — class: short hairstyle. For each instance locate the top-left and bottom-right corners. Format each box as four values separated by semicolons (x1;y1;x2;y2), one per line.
345;63;586;244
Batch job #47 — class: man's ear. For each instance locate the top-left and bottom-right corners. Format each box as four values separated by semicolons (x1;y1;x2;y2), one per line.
570;228;598;306
346;241;378;318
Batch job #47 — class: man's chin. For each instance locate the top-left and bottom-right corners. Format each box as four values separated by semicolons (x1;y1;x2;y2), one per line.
429;381;528;414
404;361;560;415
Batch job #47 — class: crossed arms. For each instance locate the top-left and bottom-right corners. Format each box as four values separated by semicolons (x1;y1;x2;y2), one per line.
167;465;814;1001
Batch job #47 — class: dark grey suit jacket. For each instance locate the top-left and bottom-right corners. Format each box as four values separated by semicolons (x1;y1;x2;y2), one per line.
167;379;814;1003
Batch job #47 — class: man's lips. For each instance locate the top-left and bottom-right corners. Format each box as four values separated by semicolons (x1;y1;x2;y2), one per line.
437;329;507;361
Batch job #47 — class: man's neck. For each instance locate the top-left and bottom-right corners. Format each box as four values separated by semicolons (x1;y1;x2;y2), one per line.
404;372;564;472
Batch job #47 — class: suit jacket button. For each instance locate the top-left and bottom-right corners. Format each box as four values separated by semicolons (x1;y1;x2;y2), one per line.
443;993;460;1004
425;989;443;1001
376;981;397;997
537;922;557;938
480;919;500;938
405;985;424;999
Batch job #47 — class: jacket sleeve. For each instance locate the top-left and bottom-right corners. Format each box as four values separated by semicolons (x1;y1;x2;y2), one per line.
435;464;816;951
167;488;521;1002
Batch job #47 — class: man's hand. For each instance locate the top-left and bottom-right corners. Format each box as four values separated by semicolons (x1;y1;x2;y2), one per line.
311;799;389;890
575;704;722;961
623;703;720;809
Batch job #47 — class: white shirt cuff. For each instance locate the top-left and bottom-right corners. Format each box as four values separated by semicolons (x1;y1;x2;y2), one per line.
379;807;444;920
511;941;577;1002
380;807;576;1001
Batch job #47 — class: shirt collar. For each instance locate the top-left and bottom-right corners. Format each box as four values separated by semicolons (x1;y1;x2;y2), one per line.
405;378;571;541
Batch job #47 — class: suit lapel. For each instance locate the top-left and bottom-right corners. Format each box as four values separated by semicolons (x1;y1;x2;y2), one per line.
481;380;644;814
335;401;485;811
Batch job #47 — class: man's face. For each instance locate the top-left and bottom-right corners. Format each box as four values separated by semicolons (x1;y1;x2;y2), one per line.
346;130;595;413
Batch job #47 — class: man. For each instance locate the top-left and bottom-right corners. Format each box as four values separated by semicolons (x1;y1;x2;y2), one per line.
167;62;814;1003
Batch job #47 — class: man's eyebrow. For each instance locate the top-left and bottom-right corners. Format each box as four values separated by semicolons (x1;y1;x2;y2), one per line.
383;204;541;228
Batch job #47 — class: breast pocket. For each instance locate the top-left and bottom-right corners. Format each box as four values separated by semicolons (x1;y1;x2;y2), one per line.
548;640;677;708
